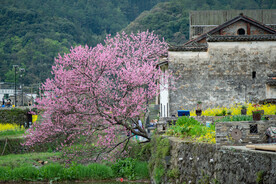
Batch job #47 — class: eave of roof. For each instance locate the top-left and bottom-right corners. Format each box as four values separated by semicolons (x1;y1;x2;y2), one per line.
207;35;276;42
156;60;168;67
183;14;276;46
266;79;276;86
168;46;208;52
268;74;276;78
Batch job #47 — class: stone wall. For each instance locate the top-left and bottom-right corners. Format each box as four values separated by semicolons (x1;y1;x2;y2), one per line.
153;136;276;184
168;41;276;115
157;116;276;134
216;120;276;146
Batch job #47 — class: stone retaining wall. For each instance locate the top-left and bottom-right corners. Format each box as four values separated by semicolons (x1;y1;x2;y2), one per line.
159;115;276;125
154;137;276;184
216;120;276;146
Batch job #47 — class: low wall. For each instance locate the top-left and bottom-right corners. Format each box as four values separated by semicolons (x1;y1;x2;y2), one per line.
159;115;276;126
151;136;276;184
157;117;276;145
216;120;276;146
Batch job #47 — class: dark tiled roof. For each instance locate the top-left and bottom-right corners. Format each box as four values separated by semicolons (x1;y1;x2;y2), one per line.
266;80;276;85
266;73;276;85
267;73;276;77
156;60;168;67
168;14;276;52
266;79;276;86
168;46;208;51
160;53;168;57
182;14;276;46
207;35;276;42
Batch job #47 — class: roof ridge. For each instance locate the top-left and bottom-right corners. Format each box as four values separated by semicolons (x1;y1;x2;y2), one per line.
181;14;276;46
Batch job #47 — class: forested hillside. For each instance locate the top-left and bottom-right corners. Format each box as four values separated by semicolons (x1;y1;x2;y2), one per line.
0;0;168;85
124;0;276;45
1;0;275;85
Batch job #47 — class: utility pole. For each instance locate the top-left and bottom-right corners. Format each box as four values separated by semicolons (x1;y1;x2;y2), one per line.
13;65;25;107
21;84;24;106
20;68;25;106
39;82;41;100
13;65;18;107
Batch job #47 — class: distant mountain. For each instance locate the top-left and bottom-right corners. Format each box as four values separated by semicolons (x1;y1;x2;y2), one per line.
124;0;276;46
1;0;275;85
0;0;169;85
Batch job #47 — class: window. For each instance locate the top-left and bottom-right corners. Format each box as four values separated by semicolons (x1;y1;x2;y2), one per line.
250;124;258;134
195;27;204;35
252;71;256;79
237;28;245;35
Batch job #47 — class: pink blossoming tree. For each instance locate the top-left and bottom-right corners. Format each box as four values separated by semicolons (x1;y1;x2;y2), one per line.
24;31;169;162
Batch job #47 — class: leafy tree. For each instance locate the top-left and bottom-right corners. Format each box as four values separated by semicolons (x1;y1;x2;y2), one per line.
24;31;170;162
0;0;167;85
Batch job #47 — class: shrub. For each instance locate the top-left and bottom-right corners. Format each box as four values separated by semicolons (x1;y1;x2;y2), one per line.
112;158;136;180
216;115;266;122
134;161;149;179
166;116;215;144
0;108;29;126
86;163;114;180
126;141;152;161
39;163;63;180
148;135;170;184
11;166;39;181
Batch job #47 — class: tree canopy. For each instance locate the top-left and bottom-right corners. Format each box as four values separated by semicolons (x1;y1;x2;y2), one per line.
0;0;168;85
1;0;275;85
24;31;170;162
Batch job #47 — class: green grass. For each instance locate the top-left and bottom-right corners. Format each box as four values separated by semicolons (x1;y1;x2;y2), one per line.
134;161;149;179
0;152;114;182
0;163;115;182
111;158;149;180
0;151;149;182
0;152;60;169
0;129;25;137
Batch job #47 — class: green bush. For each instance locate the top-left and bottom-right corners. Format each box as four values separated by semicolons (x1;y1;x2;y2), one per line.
111;158;149;180
0;108;29;125
0;137;57;155
39;163;63;180
134;161;149;179
112;158;136;180
0;137;25;155
176;116;201;127
167;116;215;138
126;141;151;161
216;115;267;122
148;135;171;184
86;163;114;180
11;166;40;181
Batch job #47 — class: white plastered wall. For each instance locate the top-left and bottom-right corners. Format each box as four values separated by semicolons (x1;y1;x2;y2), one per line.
160;65;169;117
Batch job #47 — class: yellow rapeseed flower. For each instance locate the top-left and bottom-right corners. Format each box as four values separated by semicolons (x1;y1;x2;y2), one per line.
189;103;276;116
0;123;23;132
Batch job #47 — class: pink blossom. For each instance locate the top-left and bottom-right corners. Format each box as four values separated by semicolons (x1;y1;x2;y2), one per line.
24;31;173;162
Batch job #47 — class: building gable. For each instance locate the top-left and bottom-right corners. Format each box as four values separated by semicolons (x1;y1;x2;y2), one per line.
178;14;276;49
190;9;276;39
165;11;276;114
